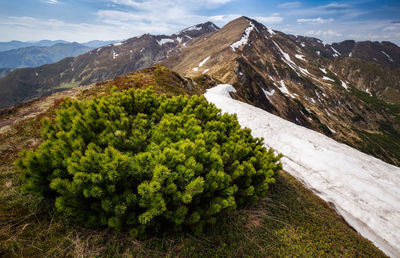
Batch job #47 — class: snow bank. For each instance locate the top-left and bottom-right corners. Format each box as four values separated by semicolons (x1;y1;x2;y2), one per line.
205;84;400;257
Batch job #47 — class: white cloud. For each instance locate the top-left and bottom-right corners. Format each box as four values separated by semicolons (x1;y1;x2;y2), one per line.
297;17;334;24
254;15;284;24
0;16;132;42
306;30;342;37
110;0;232;10
43;0;59;4
278;2;301;8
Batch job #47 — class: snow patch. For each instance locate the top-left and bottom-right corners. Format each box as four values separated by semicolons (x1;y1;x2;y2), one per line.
316;50;321;56
323;76;335;82
295;54;306;61
272;41;299;75
231;21;255;51
366;88;373;96
202;69;210;74
182;24;202;33
299;67;311;76
176;37;182;43
205;84;400;258
327;126;336;133
320;68;327;74
262;88;275;99
301;42;306;47
157;38;175;46
112;51;119;59
340;80;349;90
267;27;276;35
277;80;296;98
113;42;123;46
381;51;394;62
331;46;341;57
193;56;211;72
199;56;210;67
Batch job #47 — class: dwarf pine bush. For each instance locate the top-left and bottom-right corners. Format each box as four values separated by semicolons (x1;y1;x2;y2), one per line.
16;88;281;237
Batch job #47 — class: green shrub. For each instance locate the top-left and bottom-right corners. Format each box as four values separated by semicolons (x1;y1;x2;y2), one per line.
16;88;281;237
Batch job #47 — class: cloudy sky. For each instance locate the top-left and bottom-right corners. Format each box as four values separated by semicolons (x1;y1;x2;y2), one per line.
1;0;399;44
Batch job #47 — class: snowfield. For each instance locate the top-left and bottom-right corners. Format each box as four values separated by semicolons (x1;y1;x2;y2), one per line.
205;84;400;257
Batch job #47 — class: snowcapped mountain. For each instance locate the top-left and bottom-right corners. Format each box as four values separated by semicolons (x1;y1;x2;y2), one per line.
205;84;400;257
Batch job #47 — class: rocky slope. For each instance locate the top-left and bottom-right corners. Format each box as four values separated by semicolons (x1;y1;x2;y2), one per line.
163;16;400;166
0;22;219;109
289;35;400;68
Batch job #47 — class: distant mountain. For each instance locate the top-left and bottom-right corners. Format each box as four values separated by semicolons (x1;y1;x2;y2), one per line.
0;21;219;109
0;40;119;52
0;40;69;52
0;42;92;69
81;40;120;48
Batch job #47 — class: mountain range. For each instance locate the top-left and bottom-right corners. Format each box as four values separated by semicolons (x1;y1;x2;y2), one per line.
0;40;119;52
0;40;121;78
0;42;92;70
1;17;398;167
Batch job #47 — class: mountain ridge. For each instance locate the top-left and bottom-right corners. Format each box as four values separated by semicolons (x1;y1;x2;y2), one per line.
163;16;400;166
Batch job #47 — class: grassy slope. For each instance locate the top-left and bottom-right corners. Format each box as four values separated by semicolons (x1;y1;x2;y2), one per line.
349;86;400;166
0;67;384;257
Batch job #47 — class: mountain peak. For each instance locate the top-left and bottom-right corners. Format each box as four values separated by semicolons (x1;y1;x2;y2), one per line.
179;22;219;34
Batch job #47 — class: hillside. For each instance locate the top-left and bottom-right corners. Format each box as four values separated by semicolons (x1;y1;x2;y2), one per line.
0;42;92;69
0;67;384;257
0;22;219;109
163;16;400;167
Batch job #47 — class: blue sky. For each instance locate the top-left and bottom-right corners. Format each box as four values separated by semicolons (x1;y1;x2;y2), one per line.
0;0;399;44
